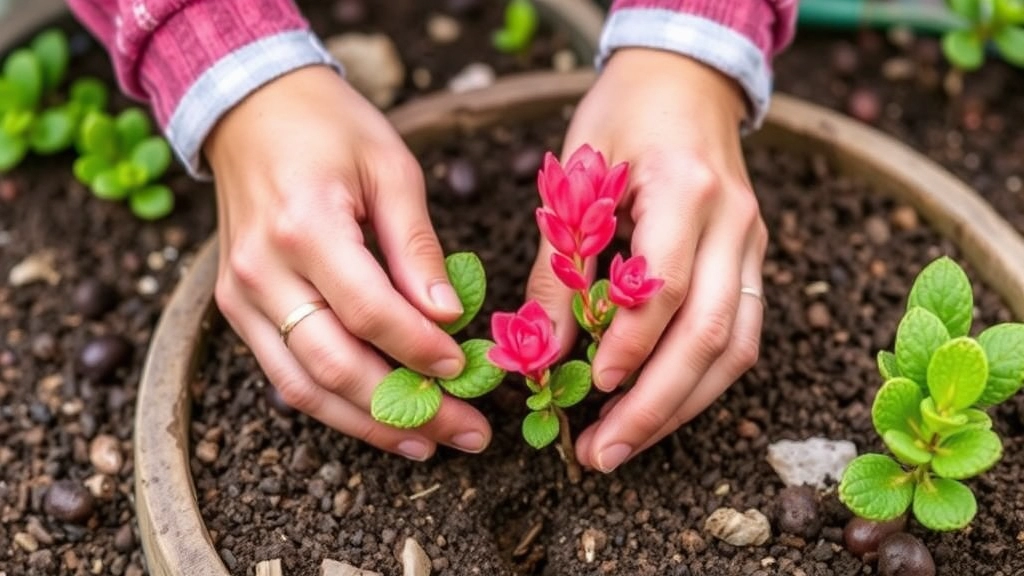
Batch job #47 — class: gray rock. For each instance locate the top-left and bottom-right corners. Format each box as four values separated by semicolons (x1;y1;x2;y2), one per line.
766;437;857;489
447;63;495;94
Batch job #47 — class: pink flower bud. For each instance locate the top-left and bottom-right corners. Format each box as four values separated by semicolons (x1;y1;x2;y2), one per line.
487;301;562;378
550;253;588;290
608;254;664;308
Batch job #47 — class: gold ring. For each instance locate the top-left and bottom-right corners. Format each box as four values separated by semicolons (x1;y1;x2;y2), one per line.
740;286;765;305
279;300;328;346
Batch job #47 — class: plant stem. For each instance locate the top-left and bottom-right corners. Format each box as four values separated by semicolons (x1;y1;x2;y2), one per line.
553;405;581;484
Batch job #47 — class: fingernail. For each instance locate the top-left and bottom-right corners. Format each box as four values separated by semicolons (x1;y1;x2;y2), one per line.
451;431;487;453
430;358;464;379
429;282;463;315
597;443;632;473
397;439;431;461
598;369;627;391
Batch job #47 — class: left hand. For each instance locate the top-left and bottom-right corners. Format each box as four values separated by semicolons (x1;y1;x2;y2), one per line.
525;48;768;472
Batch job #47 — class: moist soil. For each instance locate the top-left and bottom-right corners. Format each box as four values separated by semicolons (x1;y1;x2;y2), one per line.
1;8;1022;576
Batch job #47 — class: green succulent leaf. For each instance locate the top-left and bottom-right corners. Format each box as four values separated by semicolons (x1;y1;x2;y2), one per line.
69;78;109;112
441;252;486;334
838;454;915;522
370;368;442;428
2;109;34;137
4;49;43;109
928;337;988;412
942;29;986;70
908;257;974;337
872;377;924;437
895;307;950;390
73;154;112;186
30;29;68;91
0;130;28;172
960;408;993;431
522;409;559;449
116;108;153;151
526;386;552;411
912;477;976;531
438;339;506;399
932;429;1002;479
550;360;592;408
28;107;74;154
883;429;933;466
492;0;538;54
920;397;969;436
0;80;18;114
589;279;616;327
129;184;175;221
586;341;597;363
131;136;171;180
91;168;128;201
115;161;148;191
947;0;981;21
78;111;119;158
878;350;901;380
994;0;1024;22
976;323;1024;406
994;25;1024;66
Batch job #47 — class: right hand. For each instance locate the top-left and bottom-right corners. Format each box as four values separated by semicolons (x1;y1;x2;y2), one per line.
203;66;492;460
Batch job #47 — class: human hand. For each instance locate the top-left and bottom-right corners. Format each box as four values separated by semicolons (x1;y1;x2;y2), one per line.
204;66;491;460
526;49;768;472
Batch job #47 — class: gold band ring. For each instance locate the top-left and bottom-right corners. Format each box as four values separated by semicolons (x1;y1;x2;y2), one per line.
279;300;328;346
740;286;765;305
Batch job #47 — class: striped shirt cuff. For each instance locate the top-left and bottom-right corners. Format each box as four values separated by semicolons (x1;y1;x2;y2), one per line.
597;8;772;130
165;29;341;179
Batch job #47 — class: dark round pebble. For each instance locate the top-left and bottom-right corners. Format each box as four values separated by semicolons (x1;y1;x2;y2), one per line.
447;158;479;198
114;523;135;552
29;402;53;425
31;333;58;361
830;42;860;76
844;515;907;558
43;480;96;524
0;347;17;367
878;533;936;576
512;146;545;181
265;385;297;416
77;335;133;381
289;444;323;474
775;485;821;539
72;278;118;319
333;0;367;26
847;88;882;124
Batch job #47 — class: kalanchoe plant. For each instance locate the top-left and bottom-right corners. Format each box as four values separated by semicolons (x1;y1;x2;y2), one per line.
492;0;539;54
73;108;175;220
942;0;1024;70
370;253;506;428
839;256;1024;531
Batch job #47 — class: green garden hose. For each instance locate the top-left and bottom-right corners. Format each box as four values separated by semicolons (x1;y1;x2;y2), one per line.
798;0;965;34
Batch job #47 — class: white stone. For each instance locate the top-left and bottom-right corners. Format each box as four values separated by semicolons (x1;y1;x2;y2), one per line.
447;63;495;94
704;507;771;546
8;251;59;286
766;437;857;489
326;33;405;109
426;14;461;44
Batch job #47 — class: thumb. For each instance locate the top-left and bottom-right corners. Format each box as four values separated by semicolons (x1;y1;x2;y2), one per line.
525;240;587;354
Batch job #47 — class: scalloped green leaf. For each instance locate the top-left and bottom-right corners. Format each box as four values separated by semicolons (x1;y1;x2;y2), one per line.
550;360;591;408
0;130;28;172
961;408;993;431
129;184;175;221
91;168;128;201
438;339;506;399
116;108;153;151
28;107;74;154
370;368;442;428
131;136;171;180
976;323;1024;406
441;252;486;334
4;49;43;109
838;454;915;521
932;429;1002;479
912;477;976;531
873;377;924;437
526;386;552;411
883;429;933;466
73;154;112;186
522;409;559;449
78;111;119;158
908;257;974;337
878;350;901;380
895;307;950;390
942;29;986;70
115;161;148;191
928;337;988;412
994;25;1024;66
920;397;968;437
30;29;68;91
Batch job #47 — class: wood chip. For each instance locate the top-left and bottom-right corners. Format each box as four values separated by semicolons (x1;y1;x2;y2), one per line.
255;558;282;576
320;558;381;576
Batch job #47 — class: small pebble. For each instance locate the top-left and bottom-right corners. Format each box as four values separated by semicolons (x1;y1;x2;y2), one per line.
77;335;133;381
89;434;123;475
43;480;96;524
14;532;39;552
219;548;239;571
0;178;17;202
806;302;831;329
31;333;58;361
26;517;54;545
84;474;116;500
333;0;367;25
882;57;915;81
72;278;118;318
891;206;919;231
679;528;707;554
704;508;771;547
447;62;495;93
864;216;892;245
289;444;323;474
581;528;607;563
29;402;53;425
830;42;859;76
512;147;544;180
878;533;935;576
844;515;907;558
736;419;761;439
136;276;159;295
412;67;432;90
114;523;135;552
774;486;821;539
195;440;219;464
402;538;431;576
847;89;881;124
552;49;577;72
9;251;60;286
446;158;479;198
333;489;353;517
427;13;461;44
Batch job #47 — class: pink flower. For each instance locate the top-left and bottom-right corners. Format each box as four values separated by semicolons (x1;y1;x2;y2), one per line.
487;301;562;379
550;253;588;290
608;254;664;308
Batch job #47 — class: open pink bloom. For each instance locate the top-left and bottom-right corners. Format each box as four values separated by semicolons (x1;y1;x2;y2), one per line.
550;253;588;291
608;254;665;308
487;301;562;379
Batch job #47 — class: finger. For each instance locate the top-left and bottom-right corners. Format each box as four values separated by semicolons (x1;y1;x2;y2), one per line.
524;239;589;353
573;393;624;469
371;156;465;323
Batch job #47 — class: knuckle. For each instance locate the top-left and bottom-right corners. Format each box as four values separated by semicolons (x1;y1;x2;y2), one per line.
626;401;670;438
402;224;443;262
275;379;317;413
225;241;266;293
269;205;312;252
304;341;359;396
341;298;388;342
603;329;655;367
213;278;241;321
658;273;689;304
693;308;734;363
731;331;762;371
731;195;761;230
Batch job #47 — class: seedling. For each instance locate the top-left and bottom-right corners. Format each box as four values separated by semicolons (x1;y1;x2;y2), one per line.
73;108;175;220
370;253;506;428
0;29;105;171
942;0;1024;70
492;0;538;54
839;257;1024;531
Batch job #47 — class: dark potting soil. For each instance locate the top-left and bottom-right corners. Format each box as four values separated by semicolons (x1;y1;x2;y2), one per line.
188;110;1024;576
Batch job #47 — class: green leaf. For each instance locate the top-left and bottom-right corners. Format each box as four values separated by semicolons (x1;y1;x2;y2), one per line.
116;108;153;151
976;323;1024;406
994;25;1024;66
2;109;34;137
526;387;552;411
838;454;915;522
492;0;538;53
920;397;969;436
589;279;616;327
895;307;950;390
129;184;175;221
947;0;981;21
115;161;148;191
960;408;993;431
441;252;486;334
91;168;128;200
28;107;74;154
0;130;28;172
908;257;974;337
932;429;1002;479
912;477;976;531
438;339;506;399
927;337;988;412
131;136;171;180
586;342;597;363
522;409;559;449
73;154;112;186
69;78;109;112
550;360;592;408
872;377;924;438
942;29;986;70
370;368;442;428
883;429;933;466
0;80;18;113
994;0;1024;22
30;29;68;91
572;292;587;329
4;49;43;109
878;350;901;380
78;111;119;158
